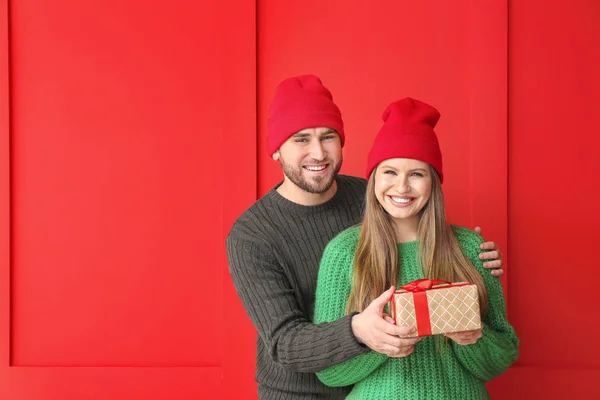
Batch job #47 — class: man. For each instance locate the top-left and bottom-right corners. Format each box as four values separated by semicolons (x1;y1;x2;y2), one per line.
226;75;504;399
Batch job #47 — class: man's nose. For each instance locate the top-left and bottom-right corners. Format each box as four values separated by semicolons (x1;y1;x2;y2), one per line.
308;140;326;160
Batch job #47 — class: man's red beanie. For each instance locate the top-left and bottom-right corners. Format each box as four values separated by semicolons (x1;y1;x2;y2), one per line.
267;75;345;156
366;97;443;182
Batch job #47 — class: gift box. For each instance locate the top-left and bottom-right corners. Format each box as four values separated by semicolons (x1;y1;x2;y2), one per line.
390;279;482;338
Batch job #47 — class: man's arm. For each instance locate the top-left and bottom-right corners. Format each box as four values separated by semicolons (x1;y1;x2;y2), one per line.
315;287;420;387
226;234;369;373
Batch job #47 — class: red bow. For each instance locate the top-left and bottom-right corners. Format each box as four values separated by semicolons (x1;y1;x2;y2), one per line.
399;278;451;292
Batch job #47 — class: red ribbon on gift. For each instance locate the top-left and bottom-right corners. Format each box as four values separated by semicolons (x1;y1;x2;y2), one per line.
394;279;469;337
400;278;451;292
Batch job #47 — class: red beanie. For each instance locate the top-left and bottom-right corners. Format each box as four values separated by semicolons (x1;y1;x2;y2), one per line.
267;75;345;156
366;97;443;182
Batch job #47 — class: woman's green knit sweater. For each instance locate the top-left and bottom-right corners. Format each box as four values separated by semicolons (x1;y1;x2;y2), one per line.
313;225;519;399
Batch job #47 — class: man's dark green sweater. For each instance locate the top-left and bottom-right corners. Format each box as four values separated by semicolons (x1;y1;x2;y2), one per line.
226;175;369;399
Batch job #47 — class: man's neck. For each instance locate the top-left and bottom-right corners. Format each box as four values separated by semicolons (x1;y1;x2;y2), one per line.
276;179;338;206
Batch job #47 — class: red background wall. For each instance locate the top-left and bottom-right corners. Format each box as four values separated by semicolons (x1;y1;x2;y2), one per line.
1;0;256;398
2;0;599;398
492;0;600;397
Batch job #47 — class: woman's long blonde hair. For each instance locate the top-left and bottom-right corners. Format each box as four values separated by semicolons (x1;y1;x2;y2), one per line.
346;165;488;316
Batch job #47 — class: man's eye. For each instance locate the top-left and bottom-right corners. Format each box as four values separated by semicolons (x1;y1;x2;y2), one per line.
295;139;308;143
322;135;335;140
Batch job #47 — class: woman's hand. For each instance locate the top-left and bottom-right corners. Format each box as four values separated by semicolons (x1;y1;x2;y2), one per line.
444;329;483;345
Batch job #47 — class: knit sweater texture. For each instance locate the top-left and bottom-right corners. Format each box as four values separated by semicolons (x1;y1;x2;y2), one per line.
314;225;519;399
226;175;370;399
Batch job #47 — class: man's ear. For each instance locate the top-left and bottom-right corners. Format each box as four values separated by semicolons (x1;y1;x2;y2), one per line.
272;151;280;161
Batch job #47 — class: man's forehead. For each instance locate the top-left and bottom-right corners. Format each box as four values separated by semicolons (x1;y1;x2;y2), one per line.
293;127;337;136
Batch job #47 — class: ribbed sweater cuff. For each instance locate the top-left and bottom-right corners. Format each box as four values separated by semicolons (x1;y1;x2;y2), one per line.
339;312;370;355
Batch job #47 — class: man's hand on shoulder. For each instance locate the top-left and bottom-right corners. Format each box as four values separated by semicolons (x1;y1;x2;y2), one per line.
474;226;504;277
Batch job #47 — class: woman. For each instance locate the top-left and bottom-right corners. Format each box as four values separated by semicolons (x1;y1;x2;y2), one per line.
313;98;519;399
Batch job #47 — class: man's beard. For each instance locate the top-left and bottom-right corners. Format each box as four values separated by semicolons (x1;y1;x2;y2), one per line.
279;157;342;194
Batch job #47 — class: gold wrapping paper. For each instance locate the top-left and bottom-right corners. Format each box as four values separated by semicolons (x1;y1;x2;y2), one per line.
390;282;482;338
